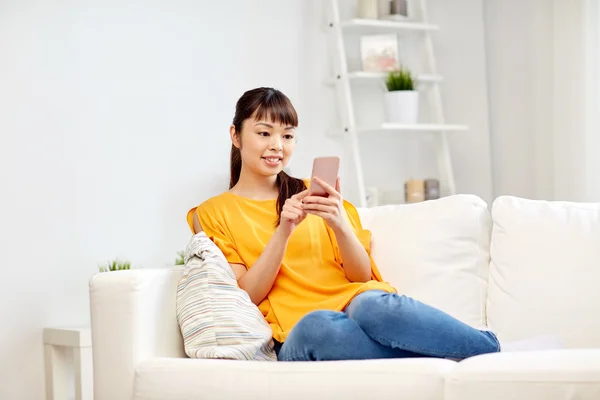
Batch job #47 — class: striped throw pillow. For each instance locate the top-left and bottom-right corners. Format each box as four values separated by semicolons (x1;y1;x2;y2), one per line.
176;232;277;361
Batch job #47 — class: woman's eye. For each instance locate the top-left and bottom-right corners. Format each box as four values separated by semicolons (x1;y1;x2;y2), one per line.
258;131;269;137
284;134;295;140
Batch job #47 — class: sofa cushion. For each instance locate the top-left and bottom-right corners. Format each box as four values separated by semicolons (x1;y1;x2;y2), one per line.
176;232;276;360
487;196;600;347
133;357;457;400
445;349;600;400
357;194;491;328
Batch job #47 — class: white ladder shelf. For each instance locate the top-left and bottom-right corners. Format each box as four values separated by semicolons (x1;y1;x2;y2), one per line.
325;0;468;207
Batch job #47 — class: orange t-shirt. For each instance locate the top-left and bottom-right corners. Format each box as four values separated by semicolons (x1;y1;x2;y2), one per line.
186;183;396;343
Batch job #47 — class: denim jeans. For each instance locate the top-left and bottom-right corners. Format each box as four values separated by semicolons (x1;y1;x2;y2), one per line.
276;290;500;361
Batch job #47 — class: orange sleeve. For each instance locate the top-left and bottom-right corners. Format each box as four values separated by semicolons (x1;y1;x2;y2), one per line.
185;203;244;266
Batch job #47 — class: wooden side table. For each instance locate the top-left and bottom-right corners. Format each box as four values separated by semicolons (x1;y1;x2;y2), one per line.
43;327;93;400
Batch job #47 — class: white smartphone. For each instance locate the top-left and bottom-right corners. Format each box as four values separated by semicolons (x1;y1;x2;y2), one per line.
308;156;340;197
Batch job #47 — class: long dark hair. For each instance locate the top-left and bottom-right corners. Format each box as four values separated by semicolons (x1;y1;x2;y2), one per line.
230;87;307;225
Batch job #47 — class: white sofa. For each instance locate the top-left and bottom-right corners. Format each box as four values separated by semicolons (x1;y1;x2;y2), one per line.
89;194;600;400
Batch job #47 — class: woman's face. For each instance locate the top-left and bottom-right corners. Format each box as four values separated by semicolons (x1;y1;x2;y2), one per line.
232;117;297;178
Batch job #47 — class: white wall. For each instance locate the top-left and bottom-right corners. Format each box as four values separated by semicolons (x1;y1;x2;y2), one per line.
484;0;550;199
428;0;494;203
484;0;599;202
0;1;305;398
584;0;600;201
0;0;494;398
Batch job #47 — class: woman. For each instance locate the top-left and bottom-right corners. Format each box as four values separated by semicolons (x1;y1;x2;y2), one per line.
186;87;558;361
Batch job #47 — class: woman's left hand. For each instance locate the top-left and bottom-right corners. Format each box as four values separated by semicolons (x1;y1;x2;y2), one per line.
302;176;351;233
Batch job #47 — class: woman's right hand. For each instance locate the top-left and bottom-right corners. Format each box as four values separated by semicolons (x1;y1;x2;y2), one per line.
278;189;309;238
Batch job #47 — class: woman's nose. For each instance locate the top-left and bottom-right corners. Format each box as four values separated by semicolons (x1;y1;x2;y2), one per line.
270;137;283;151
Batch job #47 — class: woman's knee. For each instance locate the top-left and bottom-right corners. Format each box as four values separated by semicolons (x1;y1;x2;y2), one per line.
346;290;402;328
278;310;347;361
287;310;344;344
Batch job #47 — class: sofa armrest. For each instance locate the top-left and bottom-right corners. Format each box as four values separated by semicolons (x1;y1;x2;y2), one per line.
89;268;186;400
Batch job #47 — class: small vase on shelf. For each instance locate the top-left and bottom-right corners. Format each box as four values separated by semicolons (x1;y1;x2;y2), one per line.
377;0;390;20
357;0;378;19
404;179;425;203
388;0;411;21
424;179;440;200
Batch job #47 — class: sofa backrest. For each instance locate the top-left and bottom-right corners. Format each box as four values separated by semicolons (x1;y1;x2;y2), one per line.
357;194;492;329
486;196;600;348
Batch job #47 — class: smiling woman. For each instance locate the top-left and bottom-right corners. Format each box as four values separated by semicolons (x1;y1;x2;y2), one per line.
228;88;306;220
183;87;527;363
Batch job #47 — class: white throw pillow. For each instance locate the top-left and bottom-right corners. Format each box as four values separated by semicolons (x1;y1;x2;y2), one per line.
487;196;600;347
176;232;276;361
357;194;492;329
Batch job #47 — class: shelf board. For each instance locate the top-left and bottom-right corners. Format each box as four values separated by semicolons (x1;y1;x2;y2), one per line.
368;123;468;132
325;72;442;86
350;71;441;82
340;18;439;34
331;123;468;136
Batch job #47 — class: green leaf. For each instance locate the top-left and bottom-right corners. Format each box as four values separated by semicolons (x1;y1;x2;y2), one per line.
175;251;185;265
98;258;132;273
385;66;415;91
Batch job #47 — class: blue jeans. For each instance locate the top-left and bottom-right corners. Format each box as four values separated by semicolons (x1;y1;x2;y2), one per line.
276;290;500;361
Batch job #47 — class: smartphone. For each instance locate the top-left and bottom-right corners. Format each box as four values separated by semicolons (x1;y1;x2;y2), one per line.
308;156;340;197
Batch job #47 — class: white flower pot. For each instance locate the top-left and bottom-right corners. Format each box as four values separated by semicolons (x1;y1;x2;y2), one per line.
384;90;419;124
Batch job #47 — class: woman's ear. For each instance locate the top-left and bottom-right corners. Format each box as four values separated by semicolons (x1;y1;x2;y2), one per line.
230;125;241;149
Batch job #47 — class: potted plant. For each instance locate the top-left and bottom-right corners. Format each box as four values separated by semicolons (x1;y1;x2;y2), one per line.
384;66;419;124
175;251;185;266
98;259;132;273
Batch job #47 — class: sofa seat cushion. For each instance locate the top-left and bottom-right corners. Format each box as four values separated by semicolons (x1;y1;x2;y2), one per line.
133;357;457;400
445;349;600;400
